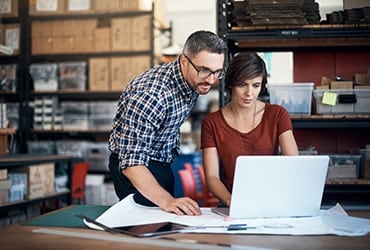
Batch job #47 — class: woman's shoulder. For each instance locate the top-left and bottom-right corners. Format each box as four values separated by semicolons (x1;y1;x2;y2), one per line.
202;110;224;126
264;102;290;119
265;102;288;113
204;109;223;120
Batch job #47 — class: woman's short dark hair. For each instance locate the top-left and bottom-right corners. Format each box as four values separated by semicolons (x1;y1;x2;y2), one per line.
225;52;268;97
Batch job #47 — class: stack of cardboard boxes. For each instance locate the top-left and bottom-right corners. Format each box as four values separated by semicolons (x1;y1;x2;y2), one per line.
29;1;152;92
0;169;11;204
90;55;151;91
9;163;55;201
0;162;55;205
28;0;143;15
31;15;151;55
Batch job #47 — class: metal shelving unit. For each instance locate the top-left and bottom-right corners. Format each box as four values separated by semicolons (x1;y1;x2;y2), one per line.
0;0;155;151
0;154;74;212
217;0;370;207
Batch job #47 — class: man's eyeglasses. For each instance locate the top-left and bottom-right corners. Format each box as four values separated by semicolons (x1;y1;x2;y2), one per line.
183;54;225;80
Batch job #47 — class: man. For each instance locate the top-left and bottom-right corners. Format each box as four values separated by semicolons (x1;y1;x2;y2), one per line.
108;30;226;216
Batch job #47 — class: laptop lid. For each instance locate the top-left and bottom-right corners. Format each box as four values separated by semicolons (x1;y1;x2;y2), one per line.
226;155;329;219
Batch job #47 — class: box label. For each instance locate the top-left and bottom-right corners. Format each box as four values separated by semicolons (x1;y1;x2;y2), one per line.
0;0;11;14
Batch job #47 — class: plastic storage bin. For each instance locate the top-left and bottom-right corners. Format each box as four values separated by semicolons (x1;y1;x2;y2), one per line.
59;77;86;91
30;63;58;79
358;148;370;179
85;143;110;172
313;89;370;114
58;62;87;78
327;155;362;179
0;64;17;91
267;83;314;115
33;78;58;91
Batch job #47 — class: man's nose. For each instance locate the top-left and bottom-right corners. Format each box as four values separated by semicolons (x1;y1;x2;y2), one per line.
205;73;219;84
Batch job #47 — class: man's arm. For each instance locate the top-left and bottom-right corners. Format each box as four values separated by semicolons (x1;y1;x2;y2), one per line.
122;165;201;216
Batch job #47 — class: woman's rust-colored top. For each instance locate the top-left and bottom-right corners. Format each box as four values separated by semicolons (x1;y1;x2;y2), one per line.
201;103;293;192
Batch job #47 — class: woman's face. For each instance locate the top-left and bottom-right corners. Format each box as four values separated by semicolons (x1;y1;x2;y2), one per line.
230;75;263;108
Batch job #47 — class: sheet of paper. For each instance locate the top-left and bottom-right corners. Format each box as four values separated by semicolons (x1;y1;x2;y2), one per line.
320;209;370;236
85;195;370;236
91;194;224;228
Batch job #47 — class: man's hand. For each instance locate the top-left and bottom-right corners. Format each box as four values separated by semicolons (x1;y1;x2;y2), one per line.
161;197;201;216
123;165;201;216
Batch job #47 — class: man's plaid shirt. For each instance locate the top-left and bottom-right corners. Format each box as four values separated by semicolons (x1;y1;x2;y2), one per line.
109;58;199;170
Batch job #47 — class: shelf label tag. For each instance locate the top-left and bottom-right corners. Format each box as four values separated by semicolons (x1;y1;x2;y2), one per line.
322;92;337;106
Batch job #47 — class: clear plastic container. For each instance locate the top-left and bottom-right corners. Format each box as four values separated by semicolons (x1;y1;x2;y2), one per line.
267;83;314;115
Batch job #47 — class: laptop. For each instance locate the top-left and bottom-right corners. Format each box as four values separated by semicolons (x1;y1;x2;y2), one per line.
212;155;329;219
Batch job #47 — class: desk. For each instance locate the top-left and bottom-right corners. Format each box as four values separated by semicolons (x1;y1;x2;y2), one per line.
1;211;369;250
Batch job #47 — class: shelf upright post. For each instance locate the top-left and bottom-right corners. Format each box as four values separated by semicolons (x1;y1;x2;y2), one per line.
217;0;231;108
17;0;32;153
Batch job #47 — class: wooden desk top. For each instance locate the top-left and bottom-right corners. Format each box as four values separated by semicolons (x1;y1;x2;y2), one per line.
1;210;369;250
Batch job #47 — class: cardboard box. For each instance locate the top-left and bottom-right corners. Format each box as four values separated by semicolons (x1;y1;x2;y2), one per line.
111;18;131;51
0;190;9;204
110;56;151;91
29;0;65;15
131;15;151;51
61;20;77;37
0;169;7;180
89;58;110;91
330;81;353;89
355;73;370;85
74;35;94;53
25;165;44;199
62;36;75;53
32;37;53;55
0;179;11;204
41;163;55;195
51;37;64;54
31;21;52;38
321;76;332;87
110;57;131;91
131;55;151;75
120;0;140;11
13;163;55;199
94;28;110;52
76;19;96;37
343;0;370;9
315;85;329;90
0;0;18;18
94;0;119;11
0;179;11;190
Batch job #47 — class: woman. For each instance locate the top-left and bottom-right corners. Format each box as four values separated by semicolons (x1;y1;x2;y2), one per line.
201;52;299;207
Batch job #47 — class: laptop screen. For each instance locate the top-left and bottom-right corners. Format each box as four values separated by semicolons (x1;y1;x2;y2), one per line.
223;155;329;219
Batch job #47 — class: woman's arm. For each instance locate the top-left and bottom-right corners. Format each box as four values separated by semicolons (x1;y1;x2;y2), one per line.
202;147;232;207
279;130;299;155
